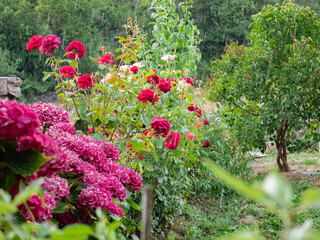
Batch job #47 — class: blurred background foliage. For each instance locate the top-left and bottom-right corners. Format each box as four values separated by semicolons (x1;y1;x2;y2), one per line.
1;0;319;100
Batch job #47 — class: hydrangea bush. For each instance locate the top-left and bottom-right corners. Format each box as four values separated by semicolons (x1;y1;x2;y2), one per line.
0;99;142;226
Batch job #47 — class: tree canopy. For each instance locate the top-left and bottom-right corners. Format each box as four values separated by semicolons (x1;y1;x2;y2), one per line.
210;1;320;171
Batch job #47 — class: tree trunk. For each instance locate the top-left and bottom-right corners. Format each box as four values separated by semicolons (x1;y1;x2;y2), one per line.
276;120;290;172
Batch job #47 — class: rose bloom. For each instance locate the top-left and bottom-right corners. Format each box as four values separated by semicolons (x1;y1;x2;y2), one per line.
66;40;86;60
158;78;171;93
27;35;43;51
183;77;194;86
185;132;195;140
194;91;202;97
59;66;76;78
187;104;203;118
98;54;115;64
77;74;97;89
40;35;61;56
146;74;160;85
150;117;171;137
101;74;114;83
203;140;211;148
132;62;144;68
165;132;180;150
195;122;202;127
161;54;176;61
203;119;210;125
137;89;159;105
130;66;139;74
152;69;157;73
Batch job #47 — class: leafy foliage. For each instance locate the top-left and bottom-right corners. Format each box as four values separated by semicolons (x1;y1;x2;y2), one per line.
210;1;320;171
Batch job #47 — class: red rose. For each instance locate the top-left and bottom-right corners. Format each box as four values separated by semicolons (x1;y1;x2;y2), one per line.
183;77;194;86
137;89;159;105
152;69;157;73
194;77;198;80
146;74;160;85
130;66;139;74
187;104;203;118
27;35;43;51
202;140;210;148
98;54;114;64
203;119;209;126
165;132;180;150
150;117;171;137
77;74;97;89
59;66;76;78
158;78;171;93
66;41;86;60
40;35;60;56
187;105;196;111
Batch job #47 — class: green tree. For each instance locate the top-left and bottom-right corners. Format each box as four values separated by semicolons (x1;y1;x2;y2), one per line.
210;1;320;172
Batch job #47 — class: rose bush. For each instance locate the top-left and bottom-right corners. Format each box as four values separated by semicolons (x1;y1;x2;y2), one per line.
25;17;214;232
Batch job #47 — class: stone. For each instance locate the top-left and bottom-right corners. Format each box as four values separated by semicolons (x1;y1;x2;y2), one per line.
0;77;23;99
0;78;8;95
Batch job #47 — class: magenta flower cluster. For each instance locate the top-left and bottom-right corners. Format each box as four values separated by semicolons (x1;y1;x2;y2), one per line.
0;99;41;140
28;102;70;127
0;100;142;223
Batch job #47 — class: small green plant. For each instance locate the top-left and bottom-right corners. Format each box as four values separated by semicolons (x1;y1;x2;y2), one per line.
205;160;320;239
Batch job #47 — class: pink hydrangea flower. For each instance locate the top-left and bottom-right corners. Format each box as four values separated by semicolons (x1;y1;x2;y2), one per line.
42;175;70;201
0;99;41;140
28;103;69;127
36;146;69;177
99;140;120;161
47;122;76;135
18;191;56;222
55;210;81;226
81;171;126;202
17;133;59;157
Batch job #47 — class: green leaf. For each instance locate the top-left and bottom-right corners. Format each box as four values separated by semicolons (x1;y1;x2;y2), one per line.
70;60;78;69
299;189;320;211
89;56;99;63
5;149;50;177
143;162;153;172
223;230;266;240
262;173;292;209
13;179;43;205
152;150;159;162
141;113;152;127
130;140;145;152
126;199;141;211
90;133;108;141
51;224;93;240
204;159;264;203
79;103;90;121
52;201;70;214
42;72;52;82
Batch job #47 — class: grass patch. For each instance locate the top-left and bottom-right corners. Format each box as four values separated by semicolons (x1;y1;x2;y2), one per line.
303;159;318;166
158;175;320;239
